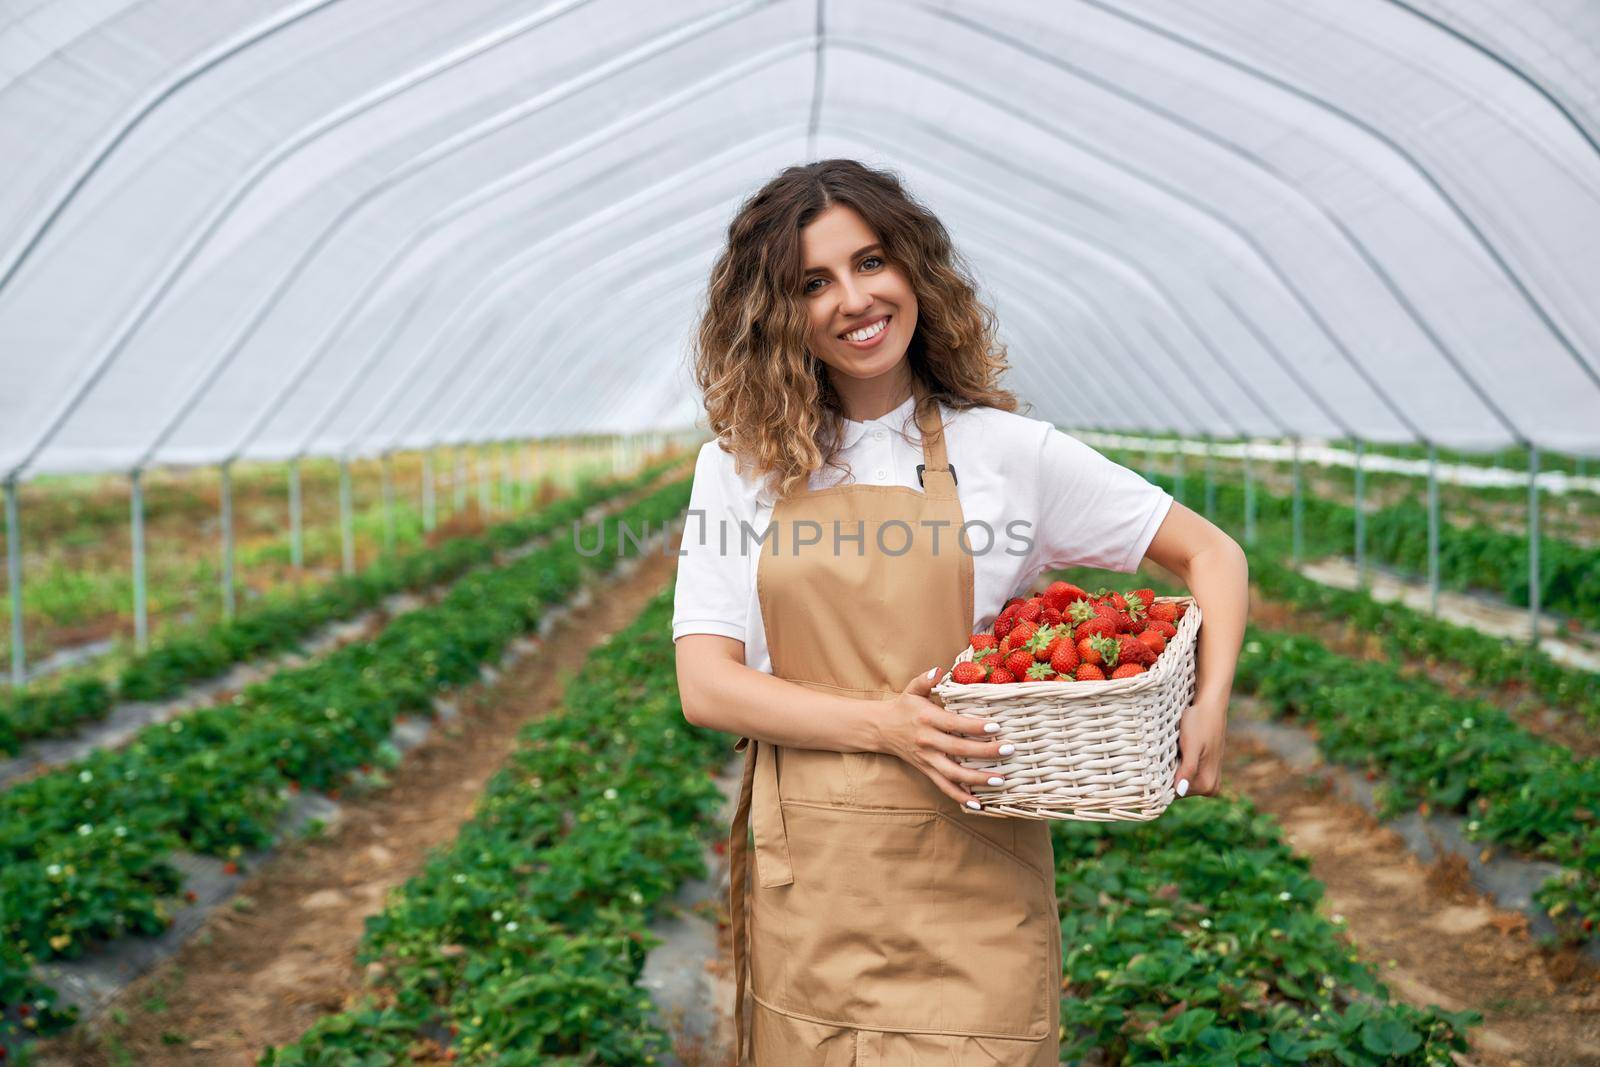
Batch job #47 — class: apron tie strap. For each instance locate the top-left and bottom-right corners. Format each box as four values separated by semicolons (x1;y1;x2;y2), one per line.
728;735;794;1063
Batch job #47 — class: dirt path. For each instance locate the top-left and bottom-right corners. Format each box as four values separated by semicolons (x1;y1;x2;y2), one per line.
29;534;684;1067
1225;732;1600;1066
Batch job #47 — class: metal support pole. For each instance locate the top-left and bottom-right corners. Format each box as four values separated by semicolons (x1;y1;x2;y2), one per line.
1173;443;1185;505
422;448;436;532
531;441;544;508
1203;435;1216;521
381;451;396;553
500;442;514;512
339;458;354;576
1529;444;1541;646
478;445;492;515
220;463;236;619
1291;438;1304;567
1242;441;1256;547
1353;438;1367;590
1426;442;1439;616
288;459;303;570
5;478;23;686
131;470;148;652
453;446;468;514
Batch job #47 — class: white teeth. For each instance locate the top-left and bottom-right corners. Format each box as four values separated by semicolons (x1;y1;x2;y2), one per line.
843;317;888;342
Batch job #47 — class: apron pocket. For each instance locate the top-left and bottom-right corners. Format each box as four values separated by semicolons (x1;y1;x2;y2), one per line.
754;800;1053;1040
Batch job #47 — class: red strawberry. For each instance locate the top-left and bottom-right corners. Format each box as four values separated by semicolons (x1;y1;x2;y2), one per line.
1028;626;1064;662
1021;624;1060;662
970;634;998;653
1042;604;1063;627
223;861;239;876
1137;629;1166;655
184;889;199;904
1074;615;1117;643
1004;649;1034;678
1024;662;1057;681
1107;591;1128;611
1110;663;1146;679
980;652;1003;671
1124;588;1154;624
1147;601;1178;624
1089;633;1122;668
1008;620;1038;650
994;614;1015;641
1078;636;1101;665
988;666;1017;684
1116;633;1155;667
1050;638;1080;675
1016;600;1043;625
1075;663;1106;681
951;662;987;685
1043;581;1089;611
1148;619;1178;640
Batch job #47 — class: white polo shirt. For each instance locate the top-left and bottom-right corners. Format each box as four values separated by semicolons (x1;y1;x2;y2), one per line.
671;392;1174;675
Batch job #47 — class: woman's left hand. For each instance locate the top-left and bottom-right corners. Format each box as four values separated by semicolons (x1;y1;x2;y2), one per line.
1171;693;1228;798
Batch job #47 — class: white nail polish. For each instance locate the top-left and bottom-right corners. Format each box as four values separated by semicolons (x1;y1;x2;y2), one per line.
987;776;1004;786
983;722;1000;734
927;666;939;680
966;799;982;810
1176;778;1189;797
998;743;1015;756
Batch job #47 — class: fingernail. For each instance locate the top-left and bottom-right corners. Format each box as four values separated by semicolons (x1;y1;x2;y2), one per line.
998;743;1016;756
966;799;982;810
927;666;939;680
983;722;1000;734
987;776;1004;786
1176;778;1189;797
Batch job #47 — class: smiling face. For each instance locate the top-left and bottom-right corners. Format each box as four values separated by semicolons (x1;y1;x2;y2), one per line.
800;202;919;392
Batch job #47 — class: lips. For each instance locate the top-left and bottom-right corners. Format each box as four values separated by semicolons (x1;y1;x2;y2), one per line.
838;314;890;340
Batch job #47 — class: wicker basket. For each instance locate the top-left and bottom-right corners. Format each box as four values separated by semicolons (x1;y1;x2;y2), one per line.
931;595;1201;822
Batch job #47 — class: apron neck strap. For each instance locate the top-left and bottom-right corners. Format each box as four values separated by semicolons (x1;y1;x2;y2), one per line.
911;378;956;498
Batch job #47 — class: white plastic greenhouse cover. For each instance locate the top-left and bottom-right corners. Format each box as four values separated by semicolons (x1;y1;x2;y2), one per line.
2;0;1599;480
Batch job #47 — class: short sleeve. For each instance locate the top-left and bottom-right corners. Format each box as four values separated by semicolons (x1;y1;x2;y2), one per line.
672;440;755;643
1029;425;1173;574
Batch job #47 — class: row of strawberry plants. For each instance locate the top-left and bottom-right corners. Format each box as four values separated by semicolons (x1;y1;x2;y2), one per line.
1033;567;1482;1063
1110;454;1600;725
1247;552;1600;726
256;586;727;1065
0;456;685;757
1046;560;1600;940
1119;465;1600;628
1236;628;1600;939
267;576;1474;1066
0;478;692;1050
1052;800;1477;1064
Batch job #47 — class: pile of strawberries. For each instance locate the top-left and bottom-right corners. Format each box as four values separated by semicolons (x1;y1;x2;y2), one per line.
947;581;1188;684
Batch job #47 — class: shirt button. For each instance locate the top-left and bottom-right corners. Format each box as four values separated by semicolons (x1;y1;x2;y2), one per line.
875;467;888;480
873;429;887;440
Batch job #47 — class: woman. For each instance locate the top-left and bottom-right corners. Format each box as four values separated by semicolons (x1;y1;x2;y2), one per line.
673;159;1248;1064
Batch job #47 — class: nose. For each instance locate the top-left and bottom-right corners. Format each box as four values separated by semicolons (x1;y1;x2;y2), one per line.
836;274;871;316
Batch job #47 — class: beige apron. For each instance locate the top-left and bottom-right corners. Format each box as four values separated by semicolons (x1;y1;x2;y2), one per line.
726;385;1063;1064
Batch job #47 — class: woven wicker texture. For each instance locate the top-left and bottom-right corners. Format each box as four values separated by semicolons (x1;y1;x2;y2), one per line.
931;596;1201;822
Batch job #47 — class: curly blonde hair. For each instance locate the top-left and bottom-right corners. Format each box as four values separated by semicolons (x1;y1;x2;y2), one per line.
691;158;1017;501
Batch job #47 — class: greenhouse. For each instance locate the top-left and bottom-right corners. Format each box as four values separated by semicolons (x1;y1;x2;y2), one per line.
2;0;1598;1063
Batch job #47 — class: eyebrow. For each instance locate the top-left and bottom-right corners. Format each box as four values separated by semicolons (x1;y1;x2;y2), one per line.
803;242;883;275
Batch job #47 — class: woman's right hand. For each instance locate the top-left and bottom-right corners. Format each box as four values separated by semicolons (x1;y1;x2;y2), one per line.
874;666;1013;810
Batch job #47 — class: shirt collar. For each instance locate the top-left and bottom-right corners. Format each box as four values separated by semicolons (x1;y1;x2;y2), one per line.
840;391;919;449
